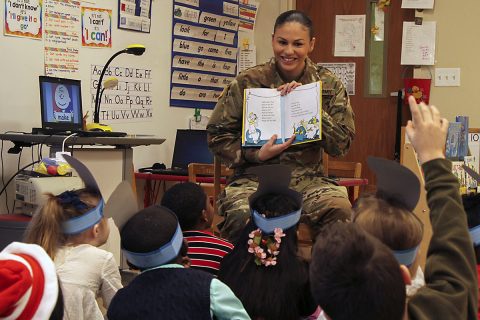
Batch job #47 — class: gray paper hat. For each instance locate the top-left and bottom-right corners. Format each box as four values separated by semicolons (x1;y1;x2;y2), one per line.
367;156;420;211
247;164;303;209
247;165;303;233
63;155;138;231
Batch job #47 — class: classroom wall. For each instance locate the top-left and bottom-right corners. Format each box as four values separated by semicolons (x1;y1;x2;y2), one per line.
415;0;479;127
0;0;292;212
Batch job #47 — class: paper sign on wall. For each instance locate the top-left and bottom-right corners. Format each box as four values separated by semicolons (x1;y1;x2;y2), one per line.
4;0;42;39
90;64;153;123
334;15;366;57
44;0;81;77
82;7;112;48
401;21;436;65
401;0;434;9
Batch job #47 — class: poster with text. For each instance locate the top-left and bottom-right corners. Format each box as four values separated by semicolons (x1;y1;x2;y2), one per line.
82;7;112;47
90;64;153;123
44;0;81;77
170;0;239;109
118;0;151;33
4;0;42;39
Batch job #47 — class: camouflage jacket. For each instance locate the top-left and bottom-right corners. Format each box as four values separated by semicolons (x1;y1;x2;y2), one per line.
207;57;355;178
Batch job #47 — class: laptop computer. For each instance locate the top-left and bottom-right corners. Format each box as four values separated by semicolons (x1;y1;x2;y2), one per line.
38;76;126;137
151;129;214;176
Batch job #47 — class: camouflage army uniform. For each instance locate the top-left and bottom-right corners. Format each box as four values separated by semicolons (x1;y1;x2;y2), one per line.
207;57;355;242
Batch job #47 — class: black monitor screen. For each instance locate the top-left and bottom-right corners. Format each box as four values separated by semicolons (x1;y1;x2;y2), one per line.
171;129;213;169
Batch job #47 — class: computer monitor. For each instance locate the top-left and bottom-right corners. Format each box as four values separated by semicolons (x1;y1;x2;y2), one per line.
171;129;214;169
39;76;83;132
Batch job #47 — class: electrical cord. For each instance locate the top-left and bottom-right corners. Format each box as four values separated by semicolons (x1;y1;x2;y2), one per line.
0;160;41;198
62;133;78;153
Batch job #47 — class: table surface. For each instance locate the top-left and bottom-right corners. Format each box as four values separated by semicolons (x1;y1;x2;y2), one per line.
0;133;165;147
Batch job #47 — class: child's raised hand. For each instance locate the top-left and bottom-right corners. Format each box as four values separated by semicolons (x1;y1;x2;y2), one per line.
405;95;448;164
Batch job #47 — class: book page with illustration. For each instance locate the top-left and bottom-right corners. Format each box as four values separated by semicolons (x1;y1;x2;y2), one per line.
283;81;322;145
242;88;283;146
242;81;322;147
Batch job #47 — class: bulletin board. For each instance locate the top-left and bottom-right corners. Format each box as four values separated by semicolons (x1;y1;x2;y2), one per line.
170;0;239;109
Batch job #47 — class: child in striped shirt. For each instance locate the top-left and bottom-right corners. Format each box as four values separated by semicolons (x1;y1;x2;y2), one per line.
161;182;233;275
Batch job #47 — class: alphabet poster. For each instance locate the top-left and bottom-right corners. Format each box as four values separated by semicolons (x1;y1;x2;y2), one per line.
82;7;112;48
170;0;239;109
90;64;153;123
4;0;42;39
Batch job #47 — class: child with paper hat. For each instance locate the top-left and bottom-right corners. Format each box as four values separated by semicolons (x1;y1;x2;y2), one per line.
24;155;135;320
309;96;478;320
0;241;63;320
218;164;317;320
106;204;250;320
352;156;425;296
161;182;234;276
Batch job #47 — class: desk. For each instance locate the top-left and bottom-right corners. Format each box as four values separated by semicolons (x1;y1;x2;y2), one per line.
135;172;367;207
135;172;227;207
0;133;165;197
1;133;165;267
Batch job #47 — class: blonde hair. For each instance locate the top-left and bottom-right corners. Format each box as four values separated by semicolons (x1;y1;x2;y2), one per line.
353;194;423;252
24;188;100;259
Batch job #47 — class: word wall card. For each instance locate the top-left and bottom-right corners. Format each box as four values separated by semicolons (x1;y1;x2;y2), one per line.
170;0;239;109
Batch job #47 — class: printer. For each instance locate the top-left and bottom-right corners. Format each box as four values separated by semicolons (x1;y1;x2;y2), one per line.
15;174;83;215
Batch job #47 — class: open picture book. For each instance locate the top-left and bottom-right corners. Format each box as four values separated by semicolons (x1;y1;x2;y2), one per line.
241;81;322;147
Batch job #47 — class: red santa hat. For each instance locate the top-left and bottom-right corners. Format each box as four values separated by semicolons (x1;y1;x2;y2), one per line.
0;242;58;320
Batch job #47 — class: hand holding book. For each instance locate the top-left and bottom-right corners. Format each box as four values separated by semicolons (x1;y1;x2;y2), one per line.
258;134;296;161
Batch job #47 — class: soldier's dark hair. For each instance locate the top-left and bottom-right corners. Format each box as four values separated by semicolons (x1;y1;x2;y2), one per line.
161;182;207;230
310;222;406;320
274;10;314;39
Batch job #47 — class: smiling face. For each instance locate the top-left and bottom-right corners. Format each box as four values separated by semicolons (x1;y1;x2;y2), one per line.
54;85;71;110
272;21;315;82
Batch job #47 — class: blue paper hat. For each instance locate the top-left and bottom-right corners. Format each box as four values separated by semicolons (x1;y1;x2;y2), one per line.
121;206;184;269
62;155;138;234
393;246;419;267
247;165;302;233
367;156;422;266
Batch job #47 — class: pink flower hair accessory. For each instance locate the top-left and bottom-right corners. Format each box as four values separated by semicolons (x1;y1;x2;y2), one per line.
248;228;285;267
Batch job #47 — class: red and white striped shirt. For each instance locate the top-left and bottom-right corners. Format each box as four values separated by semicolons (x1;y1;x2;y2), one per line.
183;230;234;275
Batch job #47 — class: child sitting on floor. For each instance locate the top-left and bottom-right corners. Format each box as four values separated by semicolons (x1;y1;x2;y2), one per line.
25;155;123;320
218;165;317;320
309;96;477;319
161;182;233;275
0;242;64;320
107;204;250;320
352;156;425;296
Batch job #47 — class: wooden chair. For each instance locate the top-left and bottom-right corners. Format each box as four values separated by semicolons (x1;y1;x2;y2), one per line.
328;160;363;201
188;157;233;234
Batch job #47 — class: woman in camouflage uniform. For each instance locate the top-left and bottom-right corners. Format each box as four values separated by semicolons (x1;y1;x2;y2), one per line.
207;10;355;242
